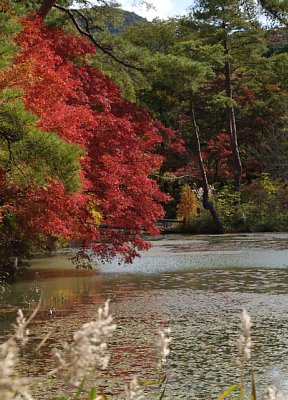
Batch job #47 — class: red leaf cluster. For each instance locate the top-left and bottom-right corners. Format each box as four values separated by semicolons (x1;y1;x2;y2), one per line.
205;133;233;180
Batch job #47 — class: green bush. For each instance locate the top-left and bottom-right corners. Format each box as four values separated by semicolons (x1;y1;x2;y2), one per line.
175;209;217;234
213;175;288;233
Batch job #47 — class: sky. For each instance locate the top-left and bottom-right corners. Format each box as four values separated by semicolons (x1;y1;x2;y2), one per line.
118;0;194;21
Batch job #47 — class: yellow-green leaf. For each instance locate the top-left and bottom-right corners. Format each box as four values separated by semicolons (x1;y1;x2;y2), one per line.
218;384;240;400
250;367;256;400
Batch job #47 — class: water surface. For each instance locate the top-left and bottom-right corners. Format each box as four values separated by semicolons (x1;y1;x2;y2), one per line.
1;233;288;399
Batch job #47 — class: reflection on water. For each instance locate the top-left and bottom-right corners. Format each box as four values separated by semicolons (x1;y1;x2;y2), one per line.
1;233;288;398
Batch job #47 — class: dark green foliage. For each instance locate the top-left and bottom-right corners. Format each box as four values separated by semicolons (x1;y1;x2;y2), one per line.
0;89;82;192
266;28;288;56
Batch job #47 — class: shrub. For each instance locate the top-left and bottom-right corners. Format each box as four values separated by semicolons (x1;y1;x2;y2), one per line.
213;175;288;233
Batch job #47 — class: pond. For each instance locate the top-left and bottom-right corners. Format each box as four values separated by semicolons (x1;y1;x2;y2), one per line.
2;232;288;399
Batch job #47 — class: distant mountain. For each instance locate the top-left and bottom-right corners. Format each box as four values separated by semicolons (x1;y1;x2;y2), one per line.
107;10;148;34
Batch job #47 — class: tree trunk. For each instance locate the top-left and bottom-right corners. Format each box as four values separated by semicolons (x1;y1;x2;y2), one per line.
38;0;56;20
191;106;225;234
222;30;242;192
224;59;243;192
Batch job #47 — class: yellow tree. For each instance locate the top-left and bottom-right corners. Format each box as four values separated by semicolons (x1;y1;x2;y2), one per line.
177;184;198;228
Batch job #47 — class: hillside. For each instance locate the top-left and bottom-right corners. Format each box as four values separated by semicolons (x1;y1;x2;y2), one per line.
108;9;148;34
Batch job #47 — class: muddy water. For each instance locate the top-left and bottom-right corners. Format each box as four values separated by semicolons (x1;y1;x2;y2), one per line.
2;233;288;399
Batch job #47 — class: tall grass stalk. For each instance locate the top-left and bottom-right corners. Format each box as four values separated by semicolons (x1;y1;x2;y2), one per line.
219;310;287;400
52;300;117;387
237;309;252;399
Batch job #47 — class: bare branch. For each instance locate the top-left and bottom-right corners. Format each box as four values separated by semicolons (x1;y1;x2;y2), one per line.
73;9;104;33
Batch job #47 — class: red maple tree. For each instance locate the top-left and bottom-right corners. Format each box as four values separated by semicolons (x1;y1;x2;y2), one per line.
1;17;171;263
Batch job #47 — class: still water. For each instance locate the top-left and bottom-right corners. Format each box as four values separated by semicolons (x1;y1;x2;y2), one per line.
2;233;288;399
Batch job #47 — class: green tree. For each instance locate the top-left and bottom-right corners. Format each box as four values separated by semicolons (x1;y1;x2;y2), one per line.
0;89;82;191
123;3;269;231
190;0;267;192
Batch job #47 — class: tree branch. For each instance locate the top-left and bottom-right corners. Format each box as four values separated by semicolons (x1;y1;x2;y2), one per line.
259;0;288;26
38;0;56;21
54;4;144;71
